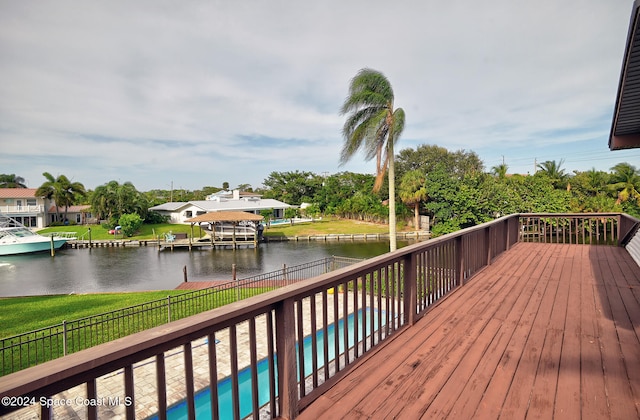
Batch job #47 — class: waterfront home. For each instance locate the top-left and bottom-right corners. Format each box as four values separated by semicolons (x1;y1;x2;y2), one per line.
0;188;93;228
149;189;293;224
47;204;94;225
0;188;52;228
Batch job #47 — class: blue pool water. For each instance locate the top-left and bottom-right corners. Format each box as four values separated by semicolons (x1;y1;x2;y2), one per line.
154;308;380;419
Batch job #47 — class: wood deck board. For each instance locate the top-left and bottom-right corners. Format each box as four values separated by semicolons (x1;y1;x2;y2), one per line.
329;245;529;419
297;243;640;419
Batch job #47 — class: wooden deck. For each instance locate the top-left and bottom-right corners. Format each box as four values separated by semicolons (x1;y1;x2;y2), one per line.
298;242;640;419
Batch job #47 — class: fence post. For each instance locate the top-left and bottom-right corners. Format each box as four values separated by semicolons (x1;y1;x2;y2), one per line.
283;264;288;284
275;298;299;419
167;296;172;323
233;264;239;301
62;320;68;356
456;236;464;287
403;254;417;326
485;225;493;267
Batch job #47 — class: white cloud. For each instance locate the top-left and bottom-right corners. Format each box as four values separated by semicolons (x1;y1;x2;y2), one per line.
0;0;637;191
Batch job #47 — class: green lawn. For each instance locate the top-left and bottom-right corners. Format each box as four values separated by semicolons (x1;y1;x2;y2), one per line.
0;291;187;338
39;223;206;241
263;218;392;237
38;218;400;241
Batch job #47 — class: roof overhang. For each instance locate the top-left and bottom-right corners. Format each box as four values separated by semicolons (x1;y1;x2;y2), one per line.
184;211;264;224
609;0;640;150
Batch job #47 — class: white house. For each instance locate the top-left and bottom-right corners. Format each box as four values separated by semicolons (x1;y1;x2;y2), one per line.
148;190;293;224
0;188;47;228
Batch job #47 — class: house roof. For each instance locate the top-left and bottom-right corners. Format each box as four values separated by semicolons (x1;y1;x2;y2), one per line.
149;198;292;213
0;188;38;198
609;0;640;150
149;202;186;212
48;205;91;213
185;211;264;223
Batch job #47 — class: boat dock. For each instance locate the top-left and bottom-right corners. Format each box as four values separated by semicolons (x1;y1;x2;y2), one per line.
65;231;430;250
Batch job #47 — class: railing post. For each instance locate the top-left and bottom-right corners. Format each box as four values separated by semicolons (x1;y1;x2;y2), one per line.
62;320;68;356
275;298;299;419
617;214;622;246
403;254;417;326
167;296;171;323
485;225;493;266
456;236;464;287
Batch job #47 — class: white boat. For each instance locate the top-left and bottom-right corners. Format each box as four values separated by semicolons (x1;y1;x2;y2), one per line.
0;215;68;256
199;221;260;240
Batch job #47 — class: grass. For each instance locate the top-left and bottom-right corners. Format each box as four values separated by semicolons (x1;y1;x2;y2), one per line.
0;287;274;376
38;217;401;240
39;223;206;241
0;291;188;338
264;218;396;237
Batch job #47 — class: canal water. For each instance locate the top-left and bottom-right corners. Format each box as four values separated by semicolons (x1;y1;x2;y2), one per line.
0;240;411;297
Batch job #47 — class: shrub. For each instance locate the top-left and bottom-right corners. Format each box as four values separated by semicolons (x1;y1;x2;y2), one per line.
118;214;143;237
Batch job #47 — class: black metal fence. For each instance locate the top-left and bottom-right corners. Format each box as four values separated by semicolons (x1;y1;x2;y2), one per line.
0;256;361;376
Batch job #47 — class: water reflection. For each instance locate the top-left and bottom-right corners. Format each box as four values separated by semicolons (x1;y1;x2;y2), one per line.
0;240;413;297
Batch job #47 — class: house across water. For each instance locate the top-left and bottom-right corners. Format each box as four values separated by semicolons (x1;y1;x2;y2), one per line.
148;189;293;224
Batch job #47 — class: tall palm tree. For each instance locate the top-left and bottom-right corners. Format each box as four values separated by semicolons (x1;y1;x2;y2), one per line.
340;68;405;251
609;162;640;204
398;170;428;230
35;172;85;223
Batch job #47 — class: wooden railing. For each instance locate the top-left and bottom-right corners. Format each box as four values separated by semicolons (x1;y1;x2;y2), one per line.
0;213;636;420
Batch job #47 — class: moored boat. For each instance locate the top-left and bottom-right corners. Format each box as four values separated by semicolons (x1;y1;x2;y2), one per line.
0;215;68;256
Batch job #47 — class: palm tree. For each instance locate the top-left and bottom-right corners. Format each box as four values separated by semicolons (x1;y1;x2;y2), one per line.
90;180;148;223
583;168;608;196
0;174;27;188
398;170;428;230
35;172;86;223
609;162;640;204
536;159;568;189
340;68;406;251
490;164;508;180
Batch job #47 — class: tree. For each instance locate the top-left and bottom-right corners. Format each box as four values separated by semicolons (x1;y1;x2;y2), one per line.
262;171;323;205
118;213;143;237
35;172;86;223
491;164;509;180
609;162;640;204
312;172;377;215
340;68;405;251
0;174;27;188
90;181;148;225
284;207;299;225
396;145;483;181
398;170;428;230
536;159;569;189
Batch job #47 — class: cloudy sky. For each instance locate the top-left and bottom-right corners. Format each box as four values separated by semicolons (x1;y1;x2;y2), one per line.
1;0;639;192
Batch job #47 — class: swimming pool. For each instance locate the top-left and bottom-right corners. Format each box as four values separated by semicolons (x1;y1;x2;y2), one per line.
153;308;380;419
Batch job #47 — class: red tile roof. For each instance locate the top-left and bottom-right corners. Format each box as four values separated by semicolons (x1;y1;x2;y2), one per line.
0;188;38;198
